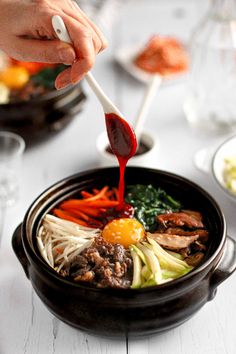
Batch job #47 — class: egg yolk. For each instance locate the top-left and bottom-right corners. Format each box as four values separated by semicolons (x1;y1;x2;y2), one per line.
102;218;145;247
0;66;29;89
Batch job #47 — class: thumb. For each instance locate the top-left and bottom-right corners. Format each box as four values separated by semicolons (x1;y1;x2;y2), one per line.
10;38;76;64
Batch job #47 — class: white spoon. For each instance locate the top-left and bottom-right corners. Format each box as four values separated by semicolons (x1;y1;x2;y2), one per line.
133;74;162;144
52;15;123;117
52;15;137;161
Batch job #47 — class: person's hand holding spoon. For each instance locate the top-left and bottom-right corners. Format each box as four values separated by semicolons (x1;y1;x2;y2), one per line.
52;15;137;203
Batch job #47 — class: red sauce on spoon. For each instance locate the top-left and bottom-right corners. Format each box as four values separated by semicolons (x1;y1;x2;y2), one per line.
105;113;137;206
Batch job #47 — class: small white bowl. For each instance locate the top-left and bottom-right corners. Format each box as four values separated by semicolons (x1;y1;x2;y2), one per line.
96;130;159;168
194;135;236;202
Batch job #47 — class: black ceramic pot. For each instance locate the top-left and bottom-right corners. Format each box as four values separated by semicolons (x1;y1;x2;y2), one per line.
12;167;236;337
0;85;86;146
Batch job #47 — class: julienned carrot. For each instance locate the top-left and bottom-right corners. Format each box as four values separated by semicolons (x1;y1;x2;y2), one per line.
81;191;93;198
83;200;118;207
60;200;119;209
80;186;118;202
80;186;109;202
77;206;102;217
54;186;120;228
66;209;89;221
93;188;100;194
53;209;88;227
113;188;119;201
53;208;104;228
105;189;117;200
55;247;63;254
104;187;117;200
62;206;102;218
81;188;111;201
86;219;104;228
66;209;104;228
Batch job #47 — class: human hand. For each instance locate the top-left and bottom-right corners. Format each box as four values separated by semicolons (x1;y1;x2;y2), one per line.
0;0;107;89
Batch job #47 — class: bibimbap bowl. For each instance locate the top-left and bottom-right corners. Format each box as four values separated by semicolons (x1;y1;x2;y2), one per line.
12;167;236;337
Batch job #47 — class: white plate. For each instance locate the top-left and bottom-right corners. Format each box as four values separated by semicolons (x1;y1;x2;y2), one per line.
212;135;236;202
115;44;188;85
194;135;236;203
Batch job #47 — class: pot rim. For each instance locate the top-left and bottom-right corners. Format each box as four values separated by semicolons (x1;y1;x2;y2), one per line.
21;166;227;294
0;85;78;107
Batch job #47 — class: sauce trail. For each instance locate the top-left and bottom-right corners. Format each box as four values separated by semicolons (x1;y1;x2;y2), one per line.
105;113;137;205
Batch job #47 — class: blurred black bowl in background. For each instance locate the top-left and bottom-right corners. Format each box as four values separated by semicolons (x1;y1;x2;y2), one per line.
0;85;86;146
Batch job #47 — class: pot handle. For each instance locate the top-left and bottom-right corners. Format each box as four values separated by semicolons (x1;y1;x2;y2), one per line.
12;223;29;279
209;235;236;300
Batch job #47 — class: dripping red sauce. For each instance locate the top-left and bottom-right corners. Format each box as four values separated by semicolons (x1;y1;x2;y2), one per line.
105;113;137;208
100;203;135;225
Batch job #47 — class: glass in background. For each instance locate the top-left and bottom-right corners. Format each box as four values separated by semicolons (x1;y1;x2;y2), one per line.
184;0;236;132
0;131;25;246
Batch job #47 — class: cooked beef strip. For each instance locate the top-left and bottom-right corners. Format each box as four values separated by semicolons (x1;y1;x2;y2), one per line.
113;244;126;263
165;227;209;241
191;241;207;252
147;232;199;250
185;252;205;267
182;210;203;222
157;212;204;229
98;276;131;289
180;247;191;258
64;237;133;289
74;271;95;282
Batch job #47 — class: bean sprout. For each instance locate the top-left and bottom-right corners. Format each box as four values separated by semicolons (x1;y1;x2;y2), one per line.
37;214;101;273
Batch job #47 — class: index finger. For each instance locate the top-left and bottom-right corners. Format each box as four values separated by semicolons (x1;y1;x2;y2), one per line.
63;16;95;82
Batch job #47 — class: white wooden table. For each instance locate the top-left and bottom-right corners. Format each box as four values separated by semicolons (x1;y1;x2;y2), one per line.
1;1;236;353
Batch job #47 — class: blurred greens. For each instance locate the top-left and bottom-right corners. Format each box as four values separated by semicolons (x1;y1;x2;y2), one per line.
32;65;66;89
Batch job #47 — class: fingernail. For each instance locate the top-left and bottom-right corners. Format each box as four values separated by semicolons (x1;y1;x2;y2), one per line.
55;82;70;90
71;68;85;84
55;78;71;90
70;59;79;83
59;48;76;64
71;76;79;84
71;74;84;84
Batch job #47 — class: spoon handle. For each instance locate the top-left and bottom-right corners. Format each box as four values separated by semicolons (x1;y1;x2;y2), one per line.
51;15;122;116
85;71;122;116
133;74;162;143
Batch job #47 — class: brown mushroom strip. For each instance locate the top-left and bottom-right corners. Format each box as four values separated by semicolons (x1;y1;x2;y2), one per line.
180;247;190;258
185;252;205;267
182;210;203;222
147;232;199;250
157;212;204;229
192;241;207;252
165;228;209;241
